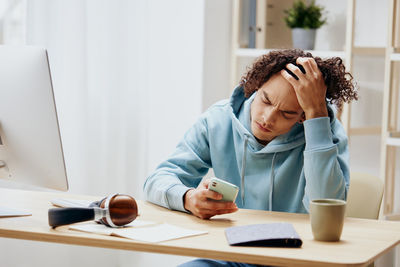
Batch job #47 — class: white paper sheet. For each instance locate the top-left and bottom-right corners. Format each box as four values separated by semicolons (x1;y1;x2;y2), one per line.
69;221;208;243
112;223;208;243
125;219;157;227
70;223;115;235
70;220;157;235
0;206;31;217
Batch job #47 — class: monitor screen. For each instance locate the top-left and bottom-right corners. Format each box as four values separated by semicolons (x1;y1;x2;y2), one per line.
0;45;68;192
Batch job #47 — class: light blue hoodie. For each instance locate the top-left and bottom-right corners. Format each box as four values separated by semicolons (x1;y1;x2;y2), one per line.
143;86;349;214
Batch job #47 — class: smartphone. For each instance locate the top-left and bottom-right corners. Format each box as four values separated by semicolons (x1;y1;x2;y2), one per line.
208;177;239;202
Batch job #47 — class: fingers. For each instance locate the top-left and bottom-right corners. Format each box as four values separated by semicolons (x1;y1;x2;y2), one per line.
286;57;317;79
190;203;238;220
189;190;238;219
307;57;321;74
194;206;239;220
281;69;298;87
190;188;237;205
286;63;304;80
297;57;322;81
203;199;237;211
199;178;210;189
282;57;323;88
198;189;236;208
296;57;314;75
200;188;222;201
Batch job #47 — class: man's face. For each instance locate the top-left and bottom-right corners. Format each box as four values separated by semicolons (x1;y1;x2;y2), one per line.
250;73;304;144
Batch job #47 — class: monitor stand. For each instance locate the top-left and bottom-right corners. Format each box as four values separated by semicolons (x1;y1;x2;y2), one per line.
0;160;32;217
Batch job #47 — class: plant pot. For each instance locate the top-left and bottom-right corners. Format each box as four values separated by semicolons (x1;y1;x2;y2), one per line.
291;28;316;50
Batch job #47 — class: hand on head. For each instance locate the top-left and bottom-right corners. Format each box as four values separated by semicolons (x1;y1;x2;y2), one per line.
184;178;238;220
280;57;328;120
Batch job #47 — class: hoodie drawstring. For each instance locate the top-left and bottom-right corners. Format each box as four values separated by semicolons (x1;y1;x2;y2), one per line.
240;135;249;206
269;153;277;211
240;135;277;211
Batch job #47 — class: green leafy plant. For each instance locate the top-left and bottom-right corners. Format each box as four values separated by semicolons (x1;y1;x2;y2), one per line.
284;0;327;29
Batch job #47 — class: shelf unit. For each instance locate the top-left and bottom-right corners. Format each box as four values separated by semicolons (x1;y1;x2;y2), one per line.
230;0;384;138
235;48;346;58
235;47;384;58
381;0;400;216
231;0;399;219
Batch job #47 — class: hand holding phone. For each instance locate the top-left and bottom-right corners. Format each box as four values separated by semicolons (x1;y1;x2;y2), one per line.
208;177;239;203
184;178;239;219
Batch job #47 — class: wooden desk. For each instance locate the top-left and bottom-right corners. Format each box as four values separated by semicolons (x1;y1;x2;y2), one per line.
0;188;399;267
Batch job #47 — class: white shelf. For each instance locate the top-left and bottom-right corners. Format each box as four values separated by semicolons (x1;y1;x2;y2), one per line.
387;137;400;147
390;53;400;61
235;47;385;58
235;48;346;59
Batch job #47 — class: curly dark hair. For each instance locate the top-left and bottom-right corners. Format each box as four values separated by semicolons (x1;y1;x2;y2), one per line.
239;49;358;108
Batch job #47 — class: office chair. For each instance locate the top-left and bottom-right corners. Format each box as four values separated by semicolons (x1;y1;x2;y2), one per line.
346;172;385;267
346;172;384;220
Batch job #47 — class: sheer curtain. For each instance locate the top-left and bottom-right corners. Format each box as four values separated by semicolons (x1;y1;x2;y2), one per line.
1;0;208;266
26;0;205;198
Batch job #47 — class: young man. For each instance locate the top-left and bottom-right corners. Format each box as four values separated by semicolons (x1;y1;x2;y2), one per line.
143;49;357;266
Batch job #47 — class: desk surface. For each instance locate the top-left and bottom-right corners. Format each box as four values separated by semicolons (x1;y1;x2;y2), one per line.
0;188;399;267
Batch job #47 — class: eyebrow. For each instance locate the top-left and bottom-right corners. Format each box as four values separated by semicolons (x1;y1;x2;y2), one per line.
263;91;299;115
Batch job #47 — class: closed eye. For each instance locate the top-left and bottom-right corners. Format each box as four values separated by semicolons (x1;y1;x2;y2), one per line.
282;111;296;120
262;96;271;105
281;112;291;119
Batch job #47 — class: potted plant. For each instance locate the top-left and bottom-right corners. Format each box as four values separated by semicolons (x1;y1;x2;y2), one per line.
284;0;327;50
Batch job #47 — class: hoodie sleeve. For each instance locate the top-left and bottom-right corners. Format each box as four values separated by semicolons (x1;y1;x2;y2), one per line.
301;116;350;212
143;114;211;212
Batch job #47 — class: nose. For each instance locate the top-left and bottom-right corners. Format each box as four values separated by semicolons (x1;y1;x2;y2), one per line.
262;107;278;128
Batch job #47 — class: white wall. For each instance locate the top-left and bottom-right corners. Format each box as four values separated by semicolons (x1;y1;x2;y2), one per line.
202;0;233;110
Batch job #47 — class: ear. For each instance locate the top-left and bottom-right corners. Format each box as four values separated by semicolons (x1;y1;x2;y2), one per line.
298;113;305;124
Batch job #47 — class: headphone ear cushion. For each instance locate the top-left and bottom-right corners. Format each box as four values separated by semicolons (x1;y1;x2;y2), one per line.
104;194;138;227
48;207;95;228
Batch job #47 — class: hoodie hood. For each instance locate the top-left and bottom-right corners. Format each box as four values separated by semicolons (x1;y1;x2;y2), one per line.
229;86;336;209
230;86;309;153
230;86;336;152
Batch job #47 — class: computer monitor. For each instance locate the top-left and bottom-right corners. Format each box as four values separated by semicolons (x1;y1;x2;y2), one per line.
0;46;68;206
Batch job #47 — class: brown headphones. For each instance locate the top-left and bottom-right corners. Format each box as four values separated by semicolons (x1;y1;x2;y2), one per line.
48;194;138;228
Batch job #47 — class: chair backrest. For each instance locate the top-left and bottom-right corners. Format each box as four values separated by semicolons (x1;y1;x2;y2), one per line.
346;172;384;219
